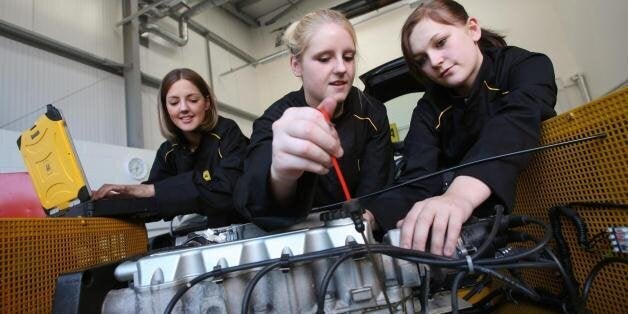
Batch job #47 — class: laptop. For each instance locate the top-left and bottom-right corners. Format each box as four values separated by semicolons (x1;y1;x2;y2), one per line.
16;104;161;221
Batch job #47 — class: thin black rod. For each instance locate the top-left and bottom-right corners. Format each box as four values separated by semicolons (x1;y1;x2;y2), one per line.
312;133;606;212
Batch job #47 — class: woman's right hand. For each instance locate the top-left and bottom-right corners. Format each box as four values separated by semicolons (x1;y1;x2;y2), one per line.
92;183;155;200
270;97;344;184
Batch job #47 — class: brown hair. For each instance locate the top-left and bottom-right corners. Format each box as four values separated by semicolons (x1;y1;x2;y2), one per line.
158;68;218;142
401;0;506;81
283;9;357;60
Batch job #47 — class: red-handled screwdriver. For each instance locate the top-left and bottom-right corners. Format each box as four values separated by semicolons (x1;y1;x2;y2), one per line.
319;107;394;314
318;108;352;201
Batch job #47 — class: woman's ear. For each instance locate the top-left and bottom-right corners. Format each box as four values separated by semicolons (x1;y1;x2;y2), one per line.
290;55;303;77
204;96;211;111
467;17;482;42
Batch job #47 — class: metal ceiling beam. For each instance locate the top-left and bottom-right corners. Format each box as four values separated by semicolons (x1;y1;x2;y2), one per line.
140;17;189;46
166;11;257;63
117;0;179;26
138;0;188;19
182;0;232;19
236;0;265;10
259;0;301;26
122;0;144;148
331;0;402;19
0;19;123;76
130;0;256;64
140;0;235;48
221;3;259;27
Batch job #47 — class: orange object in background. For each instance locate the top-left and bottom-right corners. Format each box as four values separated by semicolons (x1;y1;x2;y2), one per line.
0;172;46;218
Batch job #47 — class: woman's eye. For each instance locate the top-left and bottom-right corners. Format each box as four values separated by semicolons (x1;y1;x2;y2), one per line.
167;99;179;106
343;54;355;62
318;57;330;63
415;57;426;66
435;37;447;48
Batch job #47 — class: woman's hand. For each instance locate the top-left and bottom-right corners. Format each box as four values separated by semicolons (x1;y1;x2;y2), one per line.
92;184;155;200
269;97;343;203
397;176;491;256
363;209;379;231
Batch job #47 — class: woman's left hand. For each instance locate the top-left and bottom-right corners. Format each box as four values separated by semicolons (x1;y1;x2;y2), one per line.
363;209;379;231
396;176;491;256
92;184;155;200
397;193;475;256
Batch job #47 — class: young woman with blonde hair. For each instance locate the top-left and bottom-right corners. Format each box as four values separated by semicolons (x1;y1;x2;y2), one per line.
236;9;393;229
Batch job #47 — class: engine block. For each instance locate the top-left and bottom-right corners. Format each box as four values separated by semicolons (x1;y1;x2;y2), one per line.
102;219;428;313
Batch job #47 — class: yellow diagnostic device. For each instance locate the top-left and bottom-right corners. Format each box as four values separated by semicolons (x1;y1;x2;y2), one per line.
16;105;90;212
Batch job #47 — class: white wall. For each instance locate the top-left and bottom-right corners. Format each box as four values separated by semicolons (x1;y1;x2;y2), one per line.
0;0;123;62
355;4;428;84
386;92;423;140
141;85;164;150
140;26;210;82
0;36;128;146
209;42;261;117
554;0;628;98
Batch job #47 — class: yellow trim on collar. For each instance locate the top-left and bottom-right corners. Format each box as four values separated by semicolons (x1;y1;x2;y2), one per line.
483;80;500;91
353;114;378;132
164;144;178;163
435;105;453;130
484;80;510;95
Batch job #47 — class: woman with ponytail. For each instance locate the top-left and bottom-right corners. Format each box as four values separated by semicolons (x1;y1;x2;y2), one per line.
367;0;557;256
235;9;393;229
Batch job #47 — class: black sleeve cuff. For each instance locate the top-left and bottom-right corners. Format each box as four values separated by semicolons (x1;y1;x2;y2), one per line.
153;172;200;216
